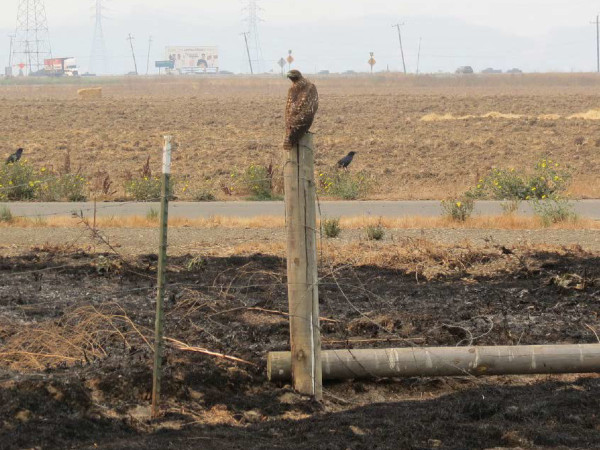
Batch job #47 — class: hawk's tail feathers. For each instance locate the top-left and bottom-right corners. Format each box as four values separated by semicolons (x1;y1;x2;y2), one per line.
283;138;294;150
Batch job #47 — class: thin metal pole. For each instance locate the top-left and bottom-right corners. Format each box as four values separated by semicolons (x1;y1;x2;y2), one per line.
151;135;172;418
146;35;152;75
597;15;599;73
8;35;15;71
416;37;422;75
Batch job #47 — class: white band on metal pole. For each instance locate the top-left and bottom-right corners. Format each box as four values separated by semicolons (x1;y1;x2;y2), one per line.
162;136;172;174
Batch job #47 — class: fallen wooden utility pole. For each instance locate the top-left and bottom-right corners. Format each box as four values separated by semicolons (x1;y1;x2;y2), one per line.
283;132;322;400
268;344;600;382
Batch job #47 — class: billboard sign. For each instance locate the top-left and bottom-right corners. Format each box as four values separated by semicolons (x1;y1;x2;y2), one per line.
165;46;219;74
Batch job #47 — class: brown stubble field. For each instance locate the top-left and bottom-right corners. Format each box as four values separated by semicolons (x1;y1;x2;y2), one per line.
1;73;600;200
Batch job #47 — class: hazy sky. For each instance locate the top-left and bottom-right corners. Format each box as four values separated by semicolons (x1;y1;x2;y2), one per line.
1;0;599;74
1;0;598;35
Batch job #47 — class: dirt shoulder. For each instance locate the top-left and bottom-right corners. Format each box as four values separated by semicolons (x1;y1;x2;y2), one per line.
1;226;600;256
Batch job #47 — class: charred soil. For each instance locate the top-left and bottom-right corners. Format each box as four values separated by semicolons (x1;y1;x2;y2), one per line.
0;241;600;449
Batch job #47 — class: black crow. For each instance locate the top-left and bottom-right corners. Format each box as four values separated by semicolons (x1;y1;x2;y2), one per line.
337;151;356;169
6;148;23;164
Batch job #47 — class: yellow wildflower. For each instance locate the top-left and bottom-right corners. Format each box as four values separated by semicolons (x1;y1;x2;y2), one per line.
456;202;462;207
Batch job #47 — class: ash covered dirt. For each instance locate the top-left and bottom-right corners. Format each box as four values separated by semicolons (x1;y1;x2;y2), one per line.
0;241;599;449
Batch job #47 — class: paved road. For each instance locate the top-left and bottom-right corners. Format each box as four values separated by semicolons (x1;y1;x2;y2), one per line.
3;200;600;219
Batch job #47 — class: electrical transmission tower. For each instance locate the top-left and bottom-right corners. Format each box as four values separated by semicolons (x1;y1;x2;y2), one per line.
242;0;264;73
12;0;53;75
90;0;108;74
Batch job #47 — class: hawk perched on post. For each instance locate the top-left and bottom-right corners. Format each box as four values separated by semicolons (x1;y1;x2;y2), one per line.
284;70;319;150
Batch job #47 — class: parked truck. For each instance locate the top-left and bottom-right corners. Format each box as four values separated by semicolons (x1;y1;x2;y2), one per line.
42;58;80;77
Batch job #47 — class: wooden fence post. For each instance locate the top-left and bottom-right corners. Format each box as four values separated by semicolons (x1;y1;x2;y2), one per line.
283;133;323;400
151;135;172;418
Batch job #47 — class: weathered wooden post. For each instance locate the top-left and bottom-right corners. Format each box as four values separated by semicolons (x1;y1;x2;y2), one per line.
151;135;172;418
283;133;323;400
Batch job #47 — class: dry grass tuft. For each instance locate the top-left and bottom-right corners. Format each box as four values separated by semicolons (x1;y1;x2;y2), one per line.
422;111;525;121
481;111;523;119
228;238;588;281
420;113;472;122
567;110;600;120
421;110;600;121
0;214;598;230
0;303;151;371
538;113;561;120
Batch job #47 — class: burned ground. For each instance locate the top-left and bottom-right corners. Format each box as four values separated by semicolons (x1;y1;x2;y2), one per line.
0;240;599;449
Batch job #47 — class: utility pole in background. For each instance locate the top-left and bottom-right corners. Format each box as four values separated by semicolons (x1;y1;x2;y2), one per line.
127;33;138;75
7;35;15;75
392;23;407;74
592;15;600;72
241;32;253;74
146;35;153;75
416;37;422;75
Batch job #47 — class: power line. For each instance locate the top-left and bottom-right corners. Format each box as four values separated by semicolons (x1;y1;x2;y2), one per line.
392;23;407;74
